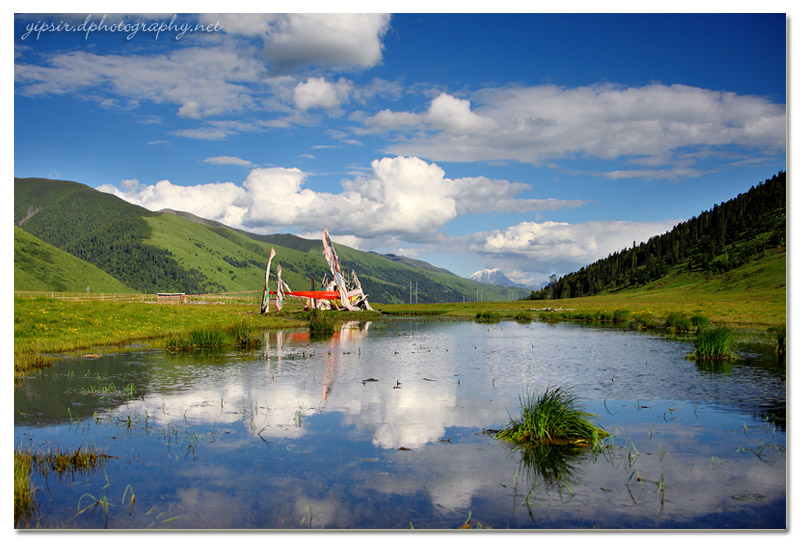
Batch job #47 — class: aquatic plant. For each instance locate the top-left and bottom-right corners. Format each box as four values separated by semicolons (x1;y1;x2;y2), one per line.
165;327;229;352
28;444;112;476
14;449;34;525
306;309;336;334
230;320;263;349
537;312;563;323
690;326;737;360
515;312;533;323
188;327;228;347
633;314;655;329
768;324;786;356
665;312;692;333
14;350;52;380
594;311;613;322
164;335;194;352
496;387;609;446
691;313;710;329
475;310;500;323
612;309;631;324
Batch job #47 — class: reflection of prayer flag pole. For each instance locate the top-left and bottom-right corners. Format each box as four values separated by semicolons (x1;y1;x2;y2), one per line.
261;247;276;314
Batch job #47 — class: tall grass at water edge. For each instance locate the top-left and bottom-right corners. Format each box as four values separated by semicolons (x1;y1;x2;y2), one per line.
690;326;738;360
302;309;337;334
14;444;112;526
165;323;263;352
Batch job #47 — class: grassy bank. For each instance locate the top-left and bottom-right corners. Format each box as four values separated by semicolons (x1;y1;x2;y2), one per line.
377;251;785;330
13;295;384;378
13;296;304;378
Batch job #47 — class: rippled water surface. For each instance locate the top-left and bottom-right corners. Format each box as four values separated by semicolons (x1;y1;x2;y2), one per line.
15;319;786;529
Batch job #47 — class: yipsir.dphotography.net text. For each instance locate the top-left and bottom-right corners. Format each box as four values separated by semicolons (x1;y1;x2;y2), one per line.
20;14;223;41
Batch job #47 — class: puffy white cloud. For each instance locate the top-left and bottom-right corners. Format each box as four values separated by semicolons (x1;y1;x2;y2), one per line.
426;93;497;133
293;77;352;112
97;178;248;227
97;157;585;243
363;84;785;176
260;14;391;70
467;218;680;277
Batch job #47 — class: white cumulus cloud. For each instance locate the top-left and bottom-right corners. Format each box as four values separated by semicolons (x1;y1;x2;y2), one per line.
293;77;352;112
259;13;391;71
467;219;680;279
97;157;585;244
362;83;785;178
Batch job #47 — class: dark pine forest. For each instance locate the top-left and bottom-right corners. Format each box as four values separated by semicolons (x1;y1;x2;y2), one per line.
528;172;786;300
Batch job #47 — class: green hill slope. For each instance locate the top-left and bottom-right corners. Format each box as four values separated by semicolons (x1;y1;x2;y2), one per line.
530;171;786;301
14;177;529;302
14;227;134;293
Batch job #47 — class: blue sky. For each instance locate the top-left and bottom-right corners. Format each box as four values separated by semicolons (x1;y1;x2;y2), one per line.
12;9;787;287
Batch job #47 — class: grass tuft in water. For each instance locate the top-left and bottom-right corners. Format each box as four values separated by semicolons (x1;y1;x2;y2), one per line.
188;327;228;347
665;312;692;333
14;449;34;525
691;313;710;330
306;309;337;334
165;327;229;352
612;309;631;324
230;320;263;349
514;312;533;323
475;311;500;323
768;324;786;356
689;326;737;360
496;387;609;446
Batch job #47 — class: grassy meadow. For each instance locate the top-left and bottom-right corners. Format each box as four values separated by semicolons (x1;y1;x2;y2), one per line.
13;249;785;378
377;251;786;330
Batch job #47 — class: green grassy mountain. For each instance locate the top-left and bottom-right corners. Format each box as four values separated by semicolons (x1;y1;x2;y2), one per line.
529;171;786;301
14;177;529;303
14;226;134;293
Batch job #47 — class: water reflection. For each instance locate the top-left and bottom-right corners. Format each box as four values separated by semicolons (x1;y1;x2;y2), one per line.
15;318;786;529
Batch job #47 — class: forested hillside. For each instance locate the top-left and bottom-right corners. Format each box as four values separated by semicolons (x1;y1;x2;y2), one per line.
15;178;224;294
14;226;134;293
529;171;786;300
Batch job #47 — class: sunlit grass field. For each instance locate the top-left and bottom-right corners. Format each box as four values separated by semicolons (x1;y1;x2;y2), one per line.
13;251;785;377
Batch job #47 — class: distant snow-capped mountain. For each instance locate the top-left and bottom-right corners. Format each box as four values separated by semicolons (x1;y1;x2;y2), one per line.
469;268;526;288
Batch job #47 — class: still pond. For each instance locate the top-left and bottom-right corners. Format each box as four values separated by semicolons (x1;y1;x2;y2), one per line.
15;318;786;529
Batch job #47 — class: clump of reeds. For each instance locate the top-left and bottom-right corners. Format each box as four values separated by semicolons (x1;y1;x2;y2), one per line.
689;326;737;360
691;313;710;330
27;444;112;476
612;309;631;324
306;309;336;334
14;350;52;380
496;387;609;446
188;327;228;347
514;312;533;323
230;320;263;349
165;327;229;352
768;324;786;356
14;449;34;525
633;314;655;329
594;311;613;322
475;311;500;323
665;312;692;333
537;312;564;323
